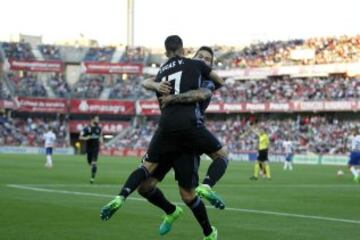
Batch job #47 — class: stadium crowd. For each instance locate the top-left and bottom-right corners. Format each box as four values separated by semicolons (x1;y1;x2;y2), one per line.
38;44;61;60
1;42;35;60
105;115;357;155
0;116;69;147
105;119;157;149
48;74;71;98
223;35;360;68
7;72;47;97
84;47;115;62
0;81;11;100
214;76;360;102
119;46;147;64
108;75;154;100
72;74;105;99
106;75;360;102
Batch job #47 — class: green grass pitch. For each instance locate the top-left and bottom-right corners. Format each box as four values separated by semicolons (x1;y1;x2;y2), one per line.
0;154;359;240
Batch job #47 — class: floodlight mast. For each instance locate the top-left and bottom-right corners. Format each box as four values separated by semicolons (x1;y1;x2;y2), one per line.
127;0;134;47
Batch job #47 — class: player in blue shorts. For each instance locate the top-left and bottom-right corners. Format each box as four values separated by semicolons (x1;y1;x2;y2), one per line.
283;139;294;170
43;127;56;168
348;128;360;183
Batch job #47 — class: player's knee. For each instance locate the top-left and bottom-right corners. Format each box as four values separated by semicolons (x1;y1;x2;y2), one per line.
179;188;196;204
209;148;229;162
209;154;230;167
137;185;155;197
138;178;157;195
142;161;158;174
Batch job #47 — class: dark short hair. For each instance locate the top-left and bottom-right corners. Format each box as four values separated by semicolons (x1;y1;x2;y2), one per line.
165;35;183;52
195;46;214;65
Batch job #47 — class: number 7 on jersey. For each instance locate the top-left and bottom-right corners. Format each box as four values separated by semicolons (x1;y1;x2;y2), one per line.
162;71;183;95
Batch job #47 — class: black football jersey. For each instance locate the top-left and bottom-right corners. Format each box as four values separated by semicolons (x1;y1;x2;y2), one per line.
155;55;212;131
81;125;102;149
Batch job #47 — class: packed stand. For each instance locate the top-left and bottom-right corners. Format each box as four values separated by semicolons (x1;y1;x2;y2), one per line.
48;74;71;98
105;120;157;149
38;44;61;60
1;42;35;60
0;81;11;100
207;115;357;154
213;76;360;103
108;75;154;100
0;116;69;147
119;46;146;64
7;72;47;97
84;47;115;62
106;115;358;155
72;74;105;98
220;35;360;68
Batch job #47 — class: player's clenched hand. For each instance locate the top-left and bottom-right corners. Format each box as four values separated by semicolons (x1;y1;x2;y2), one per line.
157;81;172;95
159;95;174;108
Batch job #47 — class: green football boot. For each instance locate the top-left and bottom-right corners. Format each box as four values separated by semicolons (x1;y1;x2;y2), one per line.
203;226;218;240
196;184;225;210
159;206;184;235
100;196;124;221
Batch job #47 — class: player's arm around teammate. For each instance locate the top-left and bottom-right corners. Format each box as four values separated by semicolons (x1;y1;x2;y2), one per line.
143;47;229;208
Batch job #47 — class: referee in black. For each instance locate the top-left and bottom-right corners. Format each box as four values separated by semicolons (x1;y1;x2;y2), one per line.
80;115;102;184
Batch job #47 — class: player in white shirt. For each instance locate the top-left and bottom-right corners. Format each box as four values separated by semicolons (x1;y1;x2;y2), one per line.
283;140;294;170
348;128;360;183
43;128;56;168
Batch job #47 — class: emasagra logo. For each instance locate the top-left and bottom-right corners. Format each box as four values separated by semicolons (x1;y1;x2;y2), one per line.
79;100;89;112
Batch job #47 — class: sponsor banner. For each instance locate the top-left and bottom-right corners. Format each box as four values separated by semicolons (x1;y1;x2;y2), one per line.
15;97;67;113
136;100;160;115
293;154;320;164
70;99;135;115
69;121;129;134
321;155;348;166
292;101;357;112
100;148;146;157
0;100;15;109
82;62;143;75
98;148;348;165
145;62;360;79
222;103;243;113
206;102;224;113
0;146;74;155
136;100;359;114
268;102;292;112
9;59;64;72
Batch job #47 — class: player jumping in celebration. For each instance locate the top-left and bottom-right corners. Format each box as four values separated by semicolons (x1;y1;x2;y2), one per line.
100;36;223;240
143;46;229;209
80;115;102;184
348;128;360;183
283;138;294;170
132;46;226;238
43;127;56;168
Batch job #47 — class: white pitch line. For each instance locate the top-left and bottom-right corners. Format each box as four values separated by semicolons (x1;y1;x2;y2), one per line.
6;184;360;225
6;183;359;188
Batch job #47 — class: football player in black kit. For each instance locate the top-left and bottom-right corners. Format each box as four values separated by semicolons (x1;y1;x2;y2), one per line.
135;46;229;239
100;36;223;240
79;115;102;184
